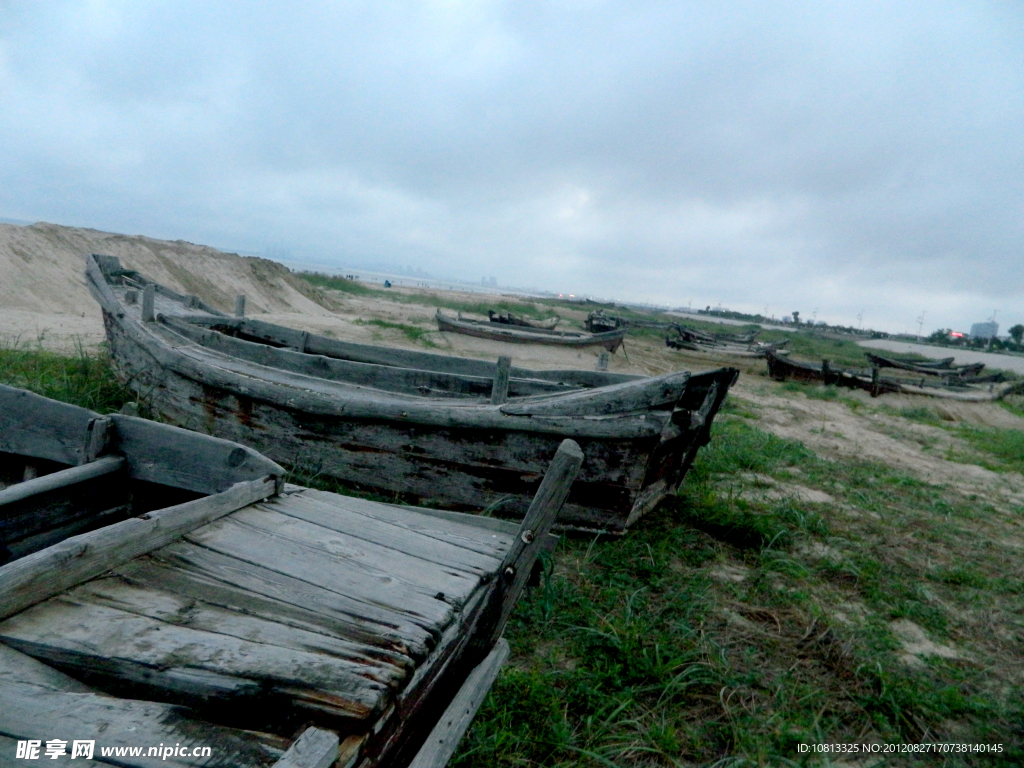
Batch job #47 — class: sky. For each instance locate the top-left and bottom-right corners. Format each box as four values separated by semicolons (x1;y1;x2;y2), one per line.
1;1;1022;334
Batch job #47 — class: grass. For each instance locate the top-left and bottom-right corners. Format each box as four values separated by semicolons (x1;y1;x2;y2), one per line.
5;344;1022;765
955;425;1024;474
0;339;135;413
457;416;1024;766
353;318;440;347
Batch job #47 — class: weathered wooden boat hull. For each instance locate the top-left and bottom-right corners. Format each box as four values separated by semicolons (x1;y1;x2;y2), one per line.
87;255;738;532
437;311;627;352
0;385;584;767
488;310;560;329
864;353;985;377
766;352;1022;401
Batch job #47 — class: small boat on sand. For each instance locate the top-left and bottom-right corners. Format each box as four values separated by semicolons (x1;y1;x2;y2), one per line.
437;311;627;352
87;254;737;532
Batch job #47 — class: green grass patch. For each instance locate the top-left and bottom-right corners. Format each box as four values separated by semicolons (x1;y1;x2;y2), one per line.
956;424;1024;473
0;341;135;413
353;318;439;347
295;271;382;296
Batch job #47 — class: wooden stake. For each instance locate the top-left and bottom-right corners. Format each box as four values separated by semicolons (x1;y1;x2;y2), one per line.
141;284;155;322
235;294;246;318
490;356;511;405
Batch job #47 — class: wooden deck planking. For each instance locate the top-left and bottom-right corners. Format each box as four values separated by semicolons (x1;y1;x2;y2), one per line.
0;644;283;768
113;556;418;665
228;502;488;594
183;513;464;626
267;495;504;576
65;576;410;686
0;598;390;720
146;542;436;658
297;490;515;558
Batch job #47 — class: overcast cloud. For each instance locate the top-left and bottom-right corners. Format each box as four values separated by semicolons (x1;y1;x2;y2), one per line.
1;1;1022;332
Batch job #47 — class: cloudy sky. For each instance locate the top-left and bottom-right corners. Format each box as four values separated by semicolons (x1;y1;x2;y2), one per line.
1;1;1021;333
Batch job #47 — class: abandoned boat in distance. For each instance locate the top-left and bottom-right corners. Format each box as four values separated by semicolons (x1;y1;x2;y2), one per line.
87;254;738;532
436;310;627;352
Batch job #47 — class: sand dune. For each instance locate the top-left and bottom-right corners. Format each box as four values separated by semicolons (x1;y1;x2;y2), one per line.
0;222;333;351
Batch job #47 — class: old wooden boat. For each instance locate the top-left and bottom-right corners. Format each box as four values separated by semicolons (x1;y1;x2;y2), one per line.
87;254;738;532
766;351;1023;401
487;310;560;330
436;311;627;353
864;352;985;378
0;384;583;767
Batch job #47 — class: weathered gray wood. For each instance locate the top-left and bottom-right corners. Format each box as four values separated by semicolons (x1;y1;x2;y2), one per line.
0;385;99;466
437;311;626;352
208;314;639;386
483;439;583;646
272;727;338;768
160;316;571;400
407;639;509;768
0;690;283;766
111;413;283;494
69;575;409;685
235;294;246;317
0;636;93;691
490;356;511;404
116;553;424;660
268;495;503;575
0;456;124;508
0;475;277;621
83;416;112;463
141;283;155;322
500;370;690;417
0;598;389;720
0;643;285;768
184;510;465;625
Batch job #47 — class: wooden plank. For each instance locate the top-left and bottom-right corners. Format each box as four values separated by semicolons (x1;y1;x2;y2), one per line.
0;456;124;508
139;544;433;658
268;495;503;575
481;439;584;648
141;283;155;322
0;634;93;691
0;385;98;466
167;316;590;400
0;475;277;621
111;414;283;494
299;490;517;552
407;639;509;768
0;681;284;767
499;371;690;417
490;356;511;405
271;728;337;768
0;598;390;720
70;574;410;686
0;642;284;768
184;511;466;625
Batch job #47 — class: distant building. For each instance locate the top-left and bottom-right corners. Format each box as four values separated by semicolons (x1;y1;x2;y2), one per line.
970;321;999;340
